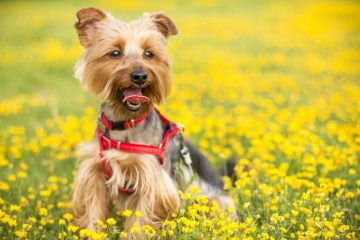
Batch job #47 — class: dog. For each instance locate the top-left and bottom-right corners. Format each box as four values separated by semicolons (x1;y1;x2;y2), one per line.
72;7;236;233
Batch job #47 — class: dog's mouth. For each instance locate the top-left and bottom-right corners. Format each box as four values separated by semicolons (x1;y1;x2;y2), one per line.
122;88;150;111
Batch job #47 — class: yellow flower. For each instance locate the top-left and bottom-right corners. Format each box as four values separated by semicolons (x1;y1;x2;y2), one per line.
163;220;176;229
22;223;32;231
58;219;66;225
346;232;356;240
143;224;156;237
67;225;78;233
106;217;116;225
291;210;299;217
195;195;208;204
19;162;28;170
243;189;252;196
40;190;51;197
188;186;201;194
338;224;350;233
223;176;232;190
119;231;127;238
0;181;10;191
90;232;107;240
8;174;16;182
20;197;28;206
302;192;310;200
8;218;17;227
356;180;360;187
15;230;26;238
10;204;21;212
227;205;234;213
48;176;58;183
135;210;143;218
259;232;270;239
96;219;107;229
344;191;355;200
168;230;174;236
131;225;140;234
17;171;28;178
39;208;48;216
0;156;9;168
40;218;47;226
28;194;35;200
348;169;356;176
63;213;73;221
58;231;67;238
270;205;278;211
122;209;133;217
79;229;90;237
185;226;196;233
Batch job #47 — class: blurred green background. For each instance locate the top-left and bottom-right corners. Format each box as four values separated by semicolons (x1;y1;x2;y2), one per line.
0;1;359;238
0;0;268;115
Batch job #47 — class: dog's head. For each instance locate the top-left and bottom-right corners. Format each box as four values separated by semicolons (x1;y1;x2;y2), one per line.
74;7;177;114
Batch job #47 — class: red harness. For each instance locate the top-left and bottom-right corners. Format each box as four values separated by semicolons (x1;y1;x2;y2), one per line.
97;107;182;194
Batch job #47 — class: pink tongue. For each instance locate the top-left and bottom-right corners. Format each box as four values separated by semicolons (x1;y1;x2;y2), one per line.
122;88;150;103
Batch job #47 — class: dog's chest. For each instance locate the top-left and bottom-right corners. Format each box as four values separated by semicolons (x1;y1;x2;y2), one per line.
107;121;163;146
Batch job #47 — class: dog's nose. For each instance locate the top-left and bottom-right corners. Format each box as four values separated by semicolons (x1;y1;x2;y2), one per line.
130;71;148;85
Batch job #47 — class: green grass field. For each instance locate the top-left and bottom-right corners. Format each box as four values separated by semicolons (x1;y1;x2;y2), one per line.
0;0;359;239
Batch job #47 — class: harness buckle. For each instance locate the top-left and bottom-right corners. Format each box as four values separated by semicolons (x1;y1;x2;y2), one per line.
117;141;121;150
130;119;135;128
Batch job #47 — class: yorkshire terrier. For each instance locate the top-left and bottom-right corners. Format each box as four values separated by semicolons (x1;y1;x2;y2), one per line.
72;7;236;232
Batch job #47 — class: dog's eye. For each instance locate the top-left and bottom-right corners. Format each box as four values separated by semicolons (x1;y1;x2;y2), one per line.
109;50;122;58
144;50;154;58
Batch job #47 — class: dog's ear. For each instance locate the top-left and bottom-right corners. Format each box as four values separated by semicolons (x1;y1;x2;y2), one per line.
75;7;107;47
145;12;178;38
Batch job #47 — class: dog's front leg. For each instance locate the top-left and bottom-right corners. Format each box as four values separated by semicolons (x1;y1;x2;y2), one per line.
72;161;111;230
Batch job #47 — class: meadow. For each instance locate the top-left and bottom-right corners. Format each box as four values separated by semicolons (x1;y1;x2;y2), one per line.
0;0;359;239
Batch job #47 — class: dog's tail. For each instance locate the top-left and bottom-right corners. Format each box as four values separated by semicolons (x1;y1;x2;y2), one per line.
219;157;236;179
225;157;236;178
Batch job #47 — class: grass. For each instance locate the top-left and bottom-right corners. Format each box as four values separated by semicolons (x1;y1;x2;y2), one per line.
0;0;360;239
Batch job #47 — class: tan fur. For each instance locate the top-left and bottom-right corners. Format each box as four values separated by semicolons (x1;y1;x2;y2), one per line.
75;8;107;47
73;142;179;231
74;8;173;121
72;142;111;230
73;9;179;229
72;7;235;234
106;151;179;229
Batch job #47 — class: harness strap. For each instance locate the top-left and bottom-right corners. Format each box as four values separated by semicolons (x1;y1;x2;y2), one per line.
98;106;153;131
97;109;181;195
